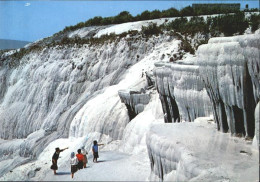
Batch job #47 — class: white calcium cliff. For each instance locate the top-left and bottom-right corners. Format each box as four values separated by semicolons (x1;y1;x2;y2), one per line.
146;32;259;181
154;61;212;122
0;24;180;177
197;33;260;137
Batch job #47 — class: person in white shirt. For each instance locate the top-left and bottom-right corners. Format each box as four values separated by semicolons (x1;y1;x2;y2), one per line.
81;148;88;168
70;152;78;178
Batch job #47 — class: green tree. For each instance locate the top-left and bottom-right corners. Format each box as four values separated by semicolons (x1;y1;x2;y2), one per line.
150;10;162;19
134;14;141;21
140;10;151;20
180;6;194;16
250;14;260;32
211;12;249;36
86;16;103;26
141;23;162;36
113;11;133;24
162;8;179;17
166;17;188;32
101;17;113;25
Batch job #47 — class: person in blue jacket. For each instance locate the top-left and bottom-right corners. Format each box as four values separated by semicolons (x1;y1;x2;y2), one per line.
92;140;104;163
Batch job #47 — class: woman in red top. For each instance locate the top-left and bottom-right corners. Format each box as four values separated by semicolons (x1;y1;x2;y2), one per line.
76;149;84;170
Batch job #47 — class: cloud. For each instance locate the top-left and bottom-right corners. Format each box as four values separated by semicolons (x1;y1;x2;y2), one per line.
25;3;31;7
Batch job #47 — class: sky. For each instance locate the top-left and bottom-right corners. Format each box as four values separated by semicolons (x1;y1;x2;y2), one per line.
0;1;259;42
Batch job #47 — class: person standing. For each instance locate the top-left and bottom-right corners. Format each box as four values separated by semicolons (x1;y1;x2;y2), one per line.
76;149;84;170
51;147;68;175
70;152;78;178
92;140;104;163
81;148;88;168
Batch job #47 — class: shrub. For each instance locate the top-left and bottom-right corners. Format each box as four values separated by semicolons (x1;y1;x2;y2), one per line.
150;10;162;19
181;38;195;54
141;23;162;36
140;10;151;20
86;16;103;26
166;17;188;32
210;12;249;36
180;6;194;17
185;16;209;35
250;14;260;32
165;16;208;36
113;11;133;24
101;17;113;25
162;8;179;17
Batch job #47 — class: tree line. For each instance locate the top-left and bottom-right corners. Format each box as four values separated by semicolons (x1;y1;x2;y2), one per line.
142;12;259;37
6;11;259;62
60;5;258;33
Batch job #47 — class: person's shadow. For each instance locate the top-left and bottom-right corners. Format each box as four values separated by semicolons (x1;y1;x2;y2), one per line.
56;172;70;175
96;160;107;163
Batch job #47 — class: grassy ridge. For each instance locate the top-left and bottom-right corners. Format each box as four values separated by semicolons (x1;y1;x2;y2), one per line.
59;5;258;34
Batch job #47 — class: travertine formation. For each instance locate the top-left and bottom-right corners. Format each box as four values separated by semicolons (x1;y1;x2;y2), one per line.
153;33;260;138
148;33;260;181
0;19;259;181
147;119;259;181
154;61;212;123
118;90;151;120
197;33;260;137
0;31;176;176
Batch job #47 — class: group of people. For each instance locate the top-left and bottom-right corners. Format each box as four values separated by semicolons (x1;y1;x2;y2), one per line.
70;148;88;178
51;140;104;178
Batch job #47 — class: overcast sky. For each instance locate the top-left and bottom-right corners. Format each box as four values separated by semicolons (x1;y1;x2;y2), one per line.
0;0;258;42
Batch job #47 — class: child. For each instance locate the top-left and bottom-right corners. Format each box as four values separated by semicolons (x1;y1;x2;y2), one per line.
70;152;78;178
76;149;84;170
92;140;104;163
81;148;88;168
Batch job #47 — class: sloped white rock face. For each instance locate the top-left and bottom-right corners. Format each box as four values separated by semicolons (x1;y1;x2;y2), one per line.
197;33;260;137
67;34;179;141
0;31;181;177
0;35;169;140
93;18;176;38
68;26;107;39
154;61;212;122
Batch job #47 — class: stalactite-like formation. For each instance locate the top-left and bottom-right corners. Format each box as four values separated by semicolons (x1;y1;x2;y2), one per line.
118;90;150;120
154;62;212;123
197;34;260;137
